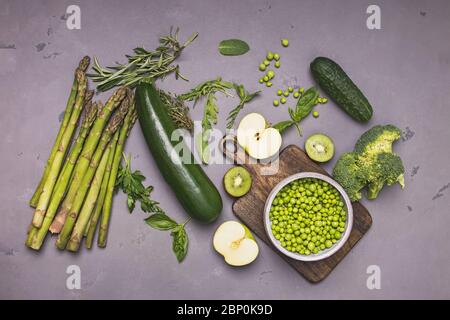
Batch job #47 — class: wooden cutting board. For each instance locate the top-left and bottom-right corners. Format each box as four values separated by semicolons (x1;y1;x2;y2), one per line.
232;144;372;283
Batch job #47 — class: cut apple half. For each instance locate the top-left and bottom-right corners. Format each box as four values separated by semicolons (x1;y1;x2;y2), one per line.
237;113;282;160
213;221;259;266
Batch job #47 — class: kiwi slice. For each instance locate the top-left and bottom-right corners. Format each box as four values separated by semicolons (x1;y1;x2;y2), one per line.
305;133;335;162
223;167;252;197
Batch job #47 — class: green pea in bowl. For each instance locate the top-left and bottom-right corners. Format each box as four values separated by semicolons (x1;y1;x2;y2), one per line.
263;172;353;262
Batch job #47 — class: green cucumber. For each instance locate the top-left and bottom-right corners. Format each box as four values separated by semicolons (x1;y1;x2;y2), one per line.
310;57;373;122
135;82;222;223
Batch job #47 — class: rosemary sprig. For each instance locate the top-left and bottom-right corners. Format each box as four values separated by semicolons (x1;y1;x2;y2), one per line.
88;28;198;92
158;89;193;131
226;84;260;129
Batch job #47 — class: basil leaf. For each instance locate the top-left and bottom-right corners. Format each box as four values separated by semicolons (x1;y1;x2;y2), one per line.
218;39;250;56
145;213;178;230
171;226;189;262
288;107;299;122
295;87;319;120
272;120;294;133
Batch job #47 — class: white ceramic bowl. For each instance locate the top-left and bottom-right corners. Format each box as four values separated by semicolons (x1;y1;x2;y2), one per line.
264;172;353;262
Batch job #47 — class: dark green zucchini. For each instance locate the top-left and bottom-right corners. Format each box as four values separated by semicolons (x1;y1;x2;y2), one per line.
310;57;373;122
135;82;222;223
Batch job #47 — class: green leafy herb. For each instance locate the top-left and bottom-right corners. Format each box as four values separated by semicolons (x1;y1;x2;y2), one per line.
88;28;198;92
145;215;190;262
272;120;294;133
158;89;193;131
117;154;190;262
226;84;260;129
145;213;178;230
116;154;164;214
171;223;189;262
178;77;234;104
273;86;319;135
218;39;250;56
179;78;234;163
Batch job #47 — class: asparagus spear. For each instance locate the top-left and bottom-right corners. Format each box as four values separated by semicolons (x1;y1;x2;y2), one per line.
66;135;116;252
98;102;137;248
30;56;90;207
31;70;87;228
25;223;38;247
83;102;131;241
26;99;98;250
51;90;95;196
49;87;127;234
85;130;120;249
56;98;130;249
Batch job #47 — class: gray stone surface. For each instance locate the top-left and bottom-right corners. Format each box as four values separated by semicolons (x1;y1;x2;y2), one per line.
1;0;450;299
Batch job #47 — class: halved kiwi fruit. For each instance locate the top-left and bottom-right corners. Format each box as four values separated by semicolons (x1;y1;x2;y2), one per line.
305;133;335;163
223;166;252;197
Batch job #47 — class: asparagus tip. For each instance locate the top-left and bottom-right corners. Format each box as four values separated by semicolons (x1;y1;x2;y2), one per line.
78;56;91;72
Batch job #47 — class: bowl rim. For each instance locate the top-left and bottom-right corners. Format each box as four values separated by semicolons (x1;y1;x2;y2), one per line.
263;172;353;262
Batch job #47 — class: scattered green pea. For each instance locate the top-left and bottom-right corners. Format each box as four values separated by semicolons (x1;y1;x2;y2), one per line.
267;51;274;60
269;177;347;256
273;100;280;107
266;82;273;87
313;111;319;118
259;63;266;71
263;75;269;82
280;97;287;104
277;89;283;96
274;53;280;61
259;78;264;84
263;59;270;66
293;92;300;98
288;87;294;93
298;87;304;93
267;70;275;79
281;38;289;47
274;61;281;68
283;90;289;97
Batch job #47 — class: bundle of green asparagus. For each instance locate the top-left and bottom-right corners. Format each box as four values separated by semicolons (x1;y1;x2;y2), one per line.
26;56;137;251
26;29;195;252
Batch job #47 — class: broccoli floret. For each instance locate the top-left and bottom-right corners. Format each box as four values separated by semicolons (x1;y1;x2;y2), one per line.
366;153;405;199
354;125;401;156
332;125;405;202
332;152;367;201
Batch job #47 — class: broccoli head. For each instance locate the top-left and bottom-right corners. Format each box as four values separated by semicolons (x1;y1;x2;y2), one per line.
354;125;401;157
332;125;405;202
366;153;405;199
332;152;368;201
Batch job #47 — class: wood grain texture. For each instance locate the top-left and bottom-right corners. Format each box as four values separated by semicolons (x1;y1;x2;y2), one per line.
232;145;372;283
